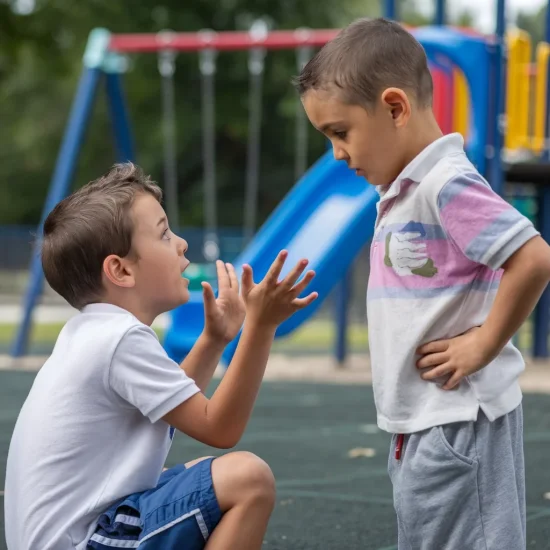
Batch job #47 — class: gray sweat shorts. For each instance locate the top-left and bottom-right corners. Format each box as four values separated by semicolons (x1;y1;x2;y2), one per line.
388;404;525;550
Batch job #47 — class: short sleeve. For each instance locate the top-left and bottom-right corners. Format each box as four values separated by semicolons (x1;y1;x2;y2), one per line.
109;325;201;423
437;172;539;270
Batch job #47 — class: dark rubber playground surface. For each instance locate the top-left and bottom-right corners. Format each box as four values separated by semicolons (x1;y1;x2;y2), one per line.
1;371;550;549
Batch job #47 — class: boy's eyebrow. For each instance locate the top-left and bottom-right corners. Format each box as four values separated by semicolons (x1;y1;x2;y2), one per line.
319;121;343;133
157;216;167;226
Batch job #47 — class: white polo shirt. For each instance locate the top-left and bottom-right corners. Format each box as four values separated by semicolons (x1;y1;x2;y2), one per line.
367;133;538;434
4;303;200;550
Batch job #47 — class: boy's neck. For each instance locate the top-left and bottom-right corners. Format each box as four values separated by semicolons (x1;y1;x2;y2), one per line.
402;112;444;170
97;291;158;326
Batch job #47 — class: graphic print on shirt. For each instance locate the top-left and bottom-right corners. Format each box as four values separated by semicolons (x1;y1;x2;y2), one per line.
383;221;438;277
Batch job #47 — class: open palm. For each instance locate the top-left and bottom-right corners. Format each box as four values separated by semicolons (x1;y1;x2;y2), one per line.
202;260;246;344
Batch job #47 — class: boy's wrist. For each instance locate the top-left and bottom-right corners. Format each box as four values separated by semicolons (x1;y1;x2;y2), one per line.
476;324;503;363
199;330;228;351
243;317;278;337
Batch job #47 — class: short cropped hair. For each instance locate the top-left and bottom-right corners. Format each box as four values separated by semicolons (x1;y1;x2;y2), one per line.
41;163;163;310
293;18;433;109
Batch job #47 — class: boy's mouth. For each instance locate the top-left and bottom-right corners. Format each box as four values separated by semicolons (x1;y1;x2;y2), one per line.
180;261;190;274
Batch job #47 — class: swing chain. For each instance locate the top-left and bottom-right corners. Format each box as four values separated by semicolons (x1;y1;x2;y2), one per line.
294;30;313;181
248;19;268;76
248;47;266;76
198;29;218;76
157;30;177;77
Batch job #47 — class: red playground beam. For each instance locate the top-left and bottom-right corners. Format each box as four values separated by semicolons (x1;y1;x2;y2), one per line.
109;29;341;53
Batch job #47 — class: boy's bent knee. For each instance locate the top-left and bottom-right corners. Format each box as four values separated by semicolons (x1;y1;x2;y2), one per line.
211;451;275;512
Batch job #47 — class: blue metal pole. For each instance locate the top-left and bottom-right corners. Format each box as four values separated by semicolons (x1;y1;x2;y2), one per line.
11;67;102;357
335;268;351;366
533;0;550;357
488;0;506;196
105;72;136;162
383;0;397;20
435;0;446;26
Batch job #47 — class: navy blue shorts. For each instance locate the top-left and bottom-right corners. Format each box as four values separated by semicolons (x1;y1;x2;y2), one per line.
87;458;222;549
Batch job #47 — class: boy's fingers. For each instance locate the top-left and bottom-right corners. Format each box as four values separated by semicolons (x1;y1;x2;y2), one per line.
290;270;316;296
264;250;288;285
291;292;318;309
201;282;216;308
281;259;309;289
241;264;254;292
416;352;448;369
417;340;448;355
226;263;239;290
217;260;230;291
420;364;452;381
442;372;462;391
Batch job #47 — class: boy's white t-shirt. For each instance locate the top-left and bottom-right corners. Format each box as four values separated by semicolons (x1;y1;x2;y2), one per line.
4;303;201;550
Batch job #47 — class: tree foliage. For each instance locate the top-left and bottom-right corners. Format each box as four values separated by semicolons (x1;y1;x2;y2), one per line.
0;0;471;229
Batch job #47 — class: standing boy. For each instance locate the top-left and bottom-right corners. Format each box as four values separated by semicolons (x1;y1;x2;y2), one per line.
295;17;550;549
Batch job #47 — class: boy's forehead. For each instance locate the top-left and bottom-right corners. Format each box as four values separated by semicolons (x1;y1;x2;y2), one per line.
302;90;361;127
303;89;345;114
131;193;165;230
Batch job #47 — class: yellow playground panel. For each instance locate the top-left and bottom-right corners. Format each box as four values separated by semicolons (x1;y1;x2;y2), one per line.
446;29;550;157
532;40;550;154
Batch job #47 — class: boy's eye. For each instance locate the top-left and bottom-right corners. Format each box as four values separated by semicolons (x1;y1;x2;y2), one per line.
334;131;347;140
162;228;171;240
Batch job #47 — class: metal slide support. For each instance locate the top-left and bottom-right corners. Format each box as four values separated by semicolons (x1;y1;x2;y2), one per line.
533;0;550;357
10;29;110;357
435;0;446;26
335;269;352;366
488;0;507;196
383;0;397;20
105;73;135;163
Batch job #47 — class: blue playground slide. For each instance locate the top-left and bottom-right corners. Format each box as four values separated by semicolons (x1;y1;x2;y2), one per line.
163;150;379;366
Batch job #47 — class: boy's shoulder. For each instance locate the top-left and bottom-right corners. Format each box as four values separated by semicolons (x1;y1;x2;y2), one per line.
416;148;488;207
53;303;157;368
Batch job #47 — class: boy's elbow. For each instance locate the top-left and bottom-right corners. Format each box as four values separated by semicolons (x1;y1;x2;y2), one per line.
531;238;550;279
504;236;550;279
210;432;240;449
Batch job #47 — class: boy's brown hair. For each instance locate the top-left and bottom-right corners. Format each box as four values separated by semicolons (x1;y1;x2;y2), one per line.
41;163;163;310
293;17;433;110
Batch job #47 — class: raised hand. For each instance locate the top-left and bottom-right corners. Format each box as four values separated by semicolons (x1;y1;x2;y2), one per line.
202;260;246;344
240;250;318;327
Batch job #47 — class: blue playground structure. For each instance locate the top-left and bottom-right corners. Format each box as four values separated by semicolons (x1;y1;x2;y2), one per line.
11;0;550;363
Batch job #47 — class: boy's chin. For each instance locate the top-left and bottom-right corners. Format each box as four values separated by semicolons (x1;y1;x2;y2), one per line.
180;293;190;305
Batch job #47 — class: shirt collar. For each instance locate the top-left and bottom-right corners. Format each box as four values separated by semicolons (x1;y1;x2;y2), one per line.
377;133;464;202
81;303;131;315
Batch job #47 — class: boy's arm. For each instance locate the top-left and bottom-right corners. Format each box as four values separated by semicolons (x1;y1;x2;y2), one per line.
417;235;550;389
478;236;550;354
416;172;550;389
163;251;317;448
163;320;275;448
177;332;225;393
177;261;246;393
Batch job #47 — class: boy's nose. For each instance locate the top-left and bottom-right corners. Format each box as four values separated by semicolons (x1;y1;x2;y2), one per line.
333;145;349;162
177;237;188;255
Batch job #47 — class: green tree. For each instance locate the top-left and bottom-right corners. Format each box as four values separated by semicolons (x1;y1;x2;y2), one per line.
0;0;437;233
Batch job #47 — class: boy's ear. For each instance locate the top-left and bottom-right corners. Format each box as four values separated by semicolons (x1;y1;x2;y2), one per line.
380;87;411;127
103;255;136;288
